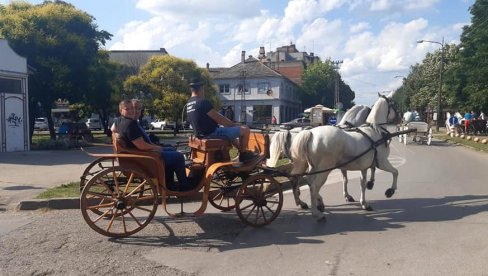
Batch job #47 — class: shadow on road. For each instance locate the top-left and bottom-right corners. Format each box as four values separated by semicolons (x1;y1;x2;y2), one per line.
110;193;488;251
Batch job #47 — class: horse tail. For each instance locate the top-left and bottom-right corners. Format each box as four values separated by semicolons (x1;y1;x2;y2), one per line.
266;131;288;167
290;129;313;175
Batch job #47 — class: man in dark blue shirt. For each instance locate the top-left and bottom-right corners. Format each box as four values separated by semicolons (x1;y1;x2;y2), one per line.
186;76;258;163
116;100;194;191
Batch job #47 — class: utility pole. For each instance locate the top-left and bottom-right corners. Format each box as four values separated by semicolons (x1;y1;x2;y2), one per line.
332;60;343;109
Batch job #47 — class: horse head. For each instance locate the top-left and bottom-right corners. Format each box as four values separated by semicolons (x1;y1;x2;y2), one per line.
367;94;398;125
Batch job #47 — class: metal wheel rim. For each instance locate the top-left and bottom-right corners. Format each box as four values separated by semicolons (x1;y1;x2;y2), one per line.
80;166;158;238
235;175;283;227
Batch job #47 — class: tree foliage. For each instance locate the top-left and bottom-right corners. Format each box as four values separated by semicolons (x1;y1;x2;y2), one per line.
0;1;111;139
125;55;218;123
300;60;355;110
394;0;488;117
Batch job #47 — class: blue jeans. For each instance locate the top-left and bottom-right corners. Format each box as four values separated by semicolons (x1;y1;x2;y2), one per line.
208;126;241;139
161;149;188;188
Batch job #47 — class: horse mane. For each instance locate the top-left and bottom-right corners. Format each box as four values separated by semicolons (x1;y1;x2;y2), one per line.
366;97;389;126
338;105;371;127
266;131;288;167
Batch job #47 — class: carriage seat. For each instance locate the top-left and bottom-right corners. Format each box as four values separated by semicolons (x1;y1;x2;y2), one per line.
111;135;163;182
188;135;232;167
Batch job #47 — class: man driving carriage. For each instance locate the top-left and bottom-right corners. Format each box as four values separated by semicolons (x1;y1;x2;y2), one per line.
186;76;259;163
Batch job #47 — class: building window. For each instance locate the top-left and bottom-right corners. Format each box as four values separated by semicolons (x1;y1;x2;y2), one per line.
257;82;270;94
219;84;230;94
0;77;22;94
236;84;249;95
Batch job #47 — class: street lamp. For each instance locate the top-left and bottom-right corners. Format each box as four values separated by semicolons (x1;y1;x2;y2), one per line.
417;37;444;132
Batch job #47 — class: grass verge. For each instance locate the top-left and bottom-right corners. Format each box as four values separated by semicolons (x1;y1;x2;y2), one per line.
35;182;80;199
436;134;488;152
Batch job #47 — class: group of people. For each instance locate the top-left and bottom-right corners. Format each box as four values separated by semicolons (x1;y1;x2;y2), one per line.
447;111;486;134
113;76;259;191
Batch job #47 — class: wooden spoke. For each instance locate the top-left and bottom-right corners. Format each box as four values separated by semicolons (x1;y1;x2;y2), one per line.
80;166;158;238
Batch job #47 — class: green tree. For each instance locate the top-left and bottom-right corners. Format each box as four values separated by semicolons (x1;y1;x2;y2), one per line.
0;1;111;139
454;0;488;113
125;55;217;125
300;60;355;109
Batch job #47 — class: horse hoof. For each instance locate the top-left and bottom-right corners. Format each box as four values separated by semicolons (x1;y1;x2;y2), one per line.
363;206;373;211
345;195;355;202
300;203;309;209
385;188;395;198
366;181;375;190
317;205;325;212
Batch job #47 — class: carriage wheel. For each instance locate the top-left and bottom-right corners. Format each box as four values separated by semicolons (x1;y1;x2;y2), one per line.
209;168;246;211
235;174;283;227
427;128;433;145
80;157;117;191
80;166;158;238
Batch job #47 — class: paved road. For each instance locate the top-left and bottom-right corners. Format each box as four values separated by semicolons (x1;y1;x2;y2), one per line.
1;136;488;275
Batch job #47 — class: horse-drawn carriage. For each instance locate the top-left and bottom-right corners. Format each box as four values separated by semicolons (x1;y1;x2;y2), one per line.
398;111;432;145
79;131;283;237
398;121;432;145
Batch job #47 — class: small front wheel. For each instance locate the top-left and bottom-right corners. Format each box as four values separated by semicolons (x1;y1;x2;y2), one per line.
235;174;283;227
80;166;158;238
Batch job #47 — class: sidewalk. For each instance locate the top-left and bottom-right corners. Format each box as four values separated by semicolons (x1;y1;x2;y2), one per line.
0;146;112;211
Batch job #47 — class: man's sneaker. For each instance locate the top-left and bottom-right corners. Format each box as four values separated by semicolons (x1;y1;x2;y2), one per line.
238;151;260;163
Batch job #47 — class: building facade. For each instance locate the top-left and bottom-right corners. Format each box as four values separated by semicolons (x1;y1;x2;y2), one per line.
209;51;301;125
0;39;29;152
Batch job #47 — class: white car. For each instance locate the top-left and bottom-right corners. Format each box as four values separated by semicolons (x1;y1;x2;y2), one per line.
86;118;101;130
34;117;48;130
150;120;168;130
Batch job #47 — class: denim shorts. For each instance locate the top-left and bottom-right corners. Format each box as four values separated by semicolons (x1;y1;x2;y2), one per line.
208;126;241;140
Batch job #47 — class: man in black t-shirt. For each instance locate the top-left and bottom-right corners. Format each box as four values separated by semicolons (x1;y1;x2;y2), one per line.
186;77;258;163
116;100;194;191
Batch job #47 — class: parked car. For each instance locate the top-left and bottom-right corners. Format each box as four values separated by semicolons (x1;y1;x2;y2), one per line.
86;118;101;130
150;120;170;130
280;117;311;129
34;117;48;130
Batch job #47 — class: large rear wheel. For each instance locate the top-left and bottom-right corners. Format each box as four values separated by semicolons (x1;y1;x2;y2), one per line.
80;166;158;238
80;157;117;191
235;174;283;227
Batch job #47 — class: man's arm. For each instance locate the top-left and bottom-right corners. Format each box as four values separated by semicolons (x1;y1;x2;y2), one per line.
207;109;236;127
132;137;162;152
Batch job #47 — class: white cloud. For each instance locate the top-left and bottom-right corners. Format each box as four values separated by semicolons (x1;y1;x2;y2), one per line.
350;22;370;33
106;0;470;106
370;0;392;11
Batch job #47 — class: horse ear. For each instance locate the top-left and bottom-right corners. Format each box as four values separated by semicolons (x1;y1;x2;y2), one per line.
378;92;382;97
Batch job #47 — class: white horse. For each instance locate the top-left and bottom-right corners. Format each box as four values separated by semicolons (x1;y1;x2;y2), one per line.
266;105;373;209
289;95;398;221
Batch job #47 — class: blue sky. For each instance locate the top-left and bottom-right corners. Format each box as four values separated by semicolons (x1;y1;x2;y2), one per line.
1;0;475;106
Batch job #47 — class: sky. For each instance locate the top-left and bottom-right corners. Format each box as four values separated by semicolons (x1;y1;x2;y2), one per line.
1;0;475;106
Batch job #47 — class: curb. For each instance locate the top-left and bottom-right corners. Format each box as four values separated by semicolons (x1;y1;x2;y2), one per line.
17;178;293;211
17;198;80;210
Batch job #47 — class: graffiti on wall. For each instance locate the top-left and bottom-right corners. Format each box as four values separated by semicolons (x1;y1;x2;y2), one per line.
7;112;23;127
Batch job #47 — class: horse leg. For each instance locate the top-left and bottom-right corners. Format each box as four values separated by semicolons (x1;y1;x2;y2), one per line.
359;169;373;211
291;176;309;209
366;165;376;190
308;173;328;221
341;169;355;202
377;161;399;198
